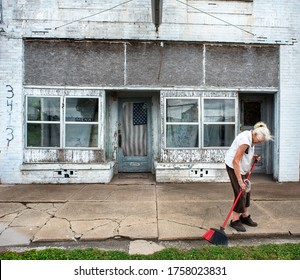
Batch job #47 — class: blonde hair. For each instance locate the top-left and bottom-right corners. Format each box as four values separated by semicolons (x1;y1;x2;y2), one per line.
253;122;273;141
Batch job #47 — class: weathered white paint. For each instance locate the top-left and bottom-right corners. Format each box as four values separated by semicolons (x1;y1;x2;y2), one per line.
155;161;229;183
20;162;115;184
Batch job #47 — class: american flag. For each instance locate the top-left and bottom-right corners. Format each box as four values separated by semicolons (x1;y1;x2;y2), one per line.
122;102;147;156
133;103;147;125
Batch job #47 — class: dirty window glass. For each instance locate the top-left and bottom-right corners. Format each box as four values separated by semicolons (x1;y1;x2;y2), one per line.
166;99;198;122
166;124;199;148
26;96;100;149
203;99;235;147
166;99;199;148
65;98;99;148
65;98;98;122
26;97;61;147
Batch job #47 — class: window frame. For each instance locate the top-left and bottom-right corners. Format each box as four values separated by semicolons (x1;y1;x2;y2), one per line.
164;96;237;149
26;96;63;149
202;97;236;149
25;95;101;150
64;97;100;149
165;97;201;149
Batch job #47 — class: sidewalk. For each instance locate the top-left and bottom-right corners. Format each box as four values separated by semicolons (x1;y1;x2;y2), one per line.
0;174;300;253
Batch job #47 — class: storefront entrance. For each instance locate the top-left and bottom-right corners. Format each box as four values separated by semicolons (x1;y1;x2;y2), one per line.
117;98;152;173
239;93;274;174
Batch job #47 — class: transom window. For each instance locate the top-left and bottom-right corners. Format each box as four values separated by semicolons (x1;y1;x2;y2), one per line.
26;96;99;148
165;97;236;148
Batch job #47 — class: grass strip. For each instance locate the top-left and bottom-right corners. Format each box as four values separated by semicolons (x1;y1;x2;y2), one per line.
1;243;300;260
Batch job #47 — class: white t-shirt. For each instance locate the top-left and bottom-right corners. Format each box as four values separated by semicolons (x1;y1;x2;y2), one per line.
225;130;254;175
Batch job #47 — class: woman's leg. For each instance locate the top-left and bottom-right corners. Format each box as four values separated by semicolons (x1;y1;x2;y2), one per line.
225;165;246;220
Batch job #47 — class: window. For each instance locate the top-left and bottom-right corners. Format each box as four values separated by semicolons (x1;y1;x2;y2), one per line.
165;97;236;148
166;99;199;148
203;98;235;147
65;98;99;148
26;96;99;148
27;97;61;147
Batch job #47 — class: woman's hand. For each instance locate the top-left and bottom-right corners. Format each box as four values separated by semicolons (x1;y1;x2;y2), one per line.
253;154;261;162
238;178;247;191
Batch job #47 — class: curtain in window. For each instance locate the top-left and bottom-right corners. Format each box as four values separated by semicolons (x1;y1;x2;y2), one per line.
166;99;198;148
166;125;198;147
203;99;235;147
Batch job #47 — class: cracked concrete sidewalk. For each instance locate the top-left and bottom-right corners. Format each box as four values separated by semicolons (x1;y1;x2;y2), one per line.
0;174;300;251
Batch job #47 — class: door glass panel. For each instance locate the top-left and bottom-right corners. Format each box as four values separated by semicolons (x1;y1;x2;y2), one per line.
244;102;261;126
122;102;147;156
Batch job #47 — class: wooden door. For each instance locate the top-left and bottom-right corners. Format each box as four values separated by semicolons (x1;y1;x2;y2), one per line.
118;98;152;173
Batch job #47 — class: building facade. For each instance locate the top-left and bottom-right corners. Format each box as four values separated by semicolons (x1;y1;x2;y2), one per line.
0;0;299;184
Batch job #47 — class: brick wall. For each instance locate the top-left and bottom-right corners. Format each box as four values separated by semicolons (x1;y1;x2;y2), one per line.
277;0;300;181
278;43;300;182
0;37;23;183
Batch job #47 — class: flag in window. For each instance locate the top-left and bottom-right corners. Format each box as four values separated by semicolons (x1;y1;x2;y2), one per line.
133;103;147;125
122;102;147;156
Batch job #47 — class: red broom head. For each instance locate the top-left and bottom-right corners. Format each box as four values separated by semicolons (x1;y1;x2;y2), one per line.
202;228;215;241
202;227;228;246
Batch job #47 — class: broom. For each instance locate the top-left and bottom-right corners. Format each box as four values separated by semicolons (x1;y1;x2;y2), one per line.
202;159;258;246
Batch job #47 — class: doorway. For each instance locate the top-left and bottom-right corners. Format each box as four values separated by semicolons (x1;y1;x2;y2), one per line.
117;98;152;173
239;93;274;174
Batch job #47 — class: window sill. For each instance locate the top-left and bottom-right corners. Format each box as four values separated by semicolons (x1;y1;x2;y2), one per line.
20;162;115;171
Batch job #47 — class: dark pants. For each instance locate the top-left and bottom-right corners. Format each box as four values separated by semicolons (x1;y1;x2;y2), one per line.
226;164;251;213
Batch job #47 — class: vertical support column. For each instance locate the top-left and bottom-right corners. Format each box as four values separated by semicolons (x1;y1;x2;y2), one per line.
278;44;300;181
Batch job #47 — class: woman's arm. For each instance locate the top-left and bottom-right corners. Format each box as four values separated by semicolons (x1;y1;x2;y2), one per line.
233;144;249;190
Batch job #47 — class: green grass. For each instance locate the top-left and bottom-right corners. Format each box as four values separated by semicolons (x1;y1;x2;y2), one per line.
1;243;300;260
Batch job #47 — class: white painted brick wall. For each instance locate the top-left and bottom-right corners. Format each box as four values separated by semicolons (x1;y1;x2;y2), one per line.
0;37;24;183
278;43;300;182
276;0;300;181
0;0;298;44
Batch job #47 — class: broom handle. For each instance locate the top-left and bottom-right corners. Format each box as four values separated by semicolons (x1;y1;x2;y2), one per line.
221;160;258;229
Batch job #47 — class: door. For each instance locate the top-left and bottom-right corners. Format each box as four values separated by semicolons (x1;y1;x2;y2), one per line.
118;98;152;173
240;94;274;174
